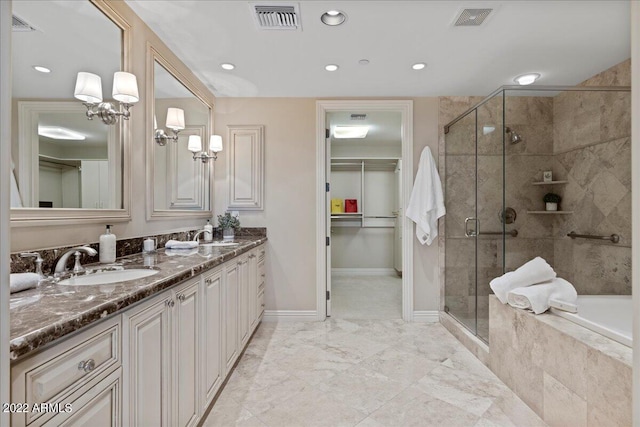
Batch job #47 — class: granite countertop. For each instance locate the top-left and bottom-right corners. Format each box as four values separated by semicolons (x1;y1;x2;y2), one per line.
9;237;267;361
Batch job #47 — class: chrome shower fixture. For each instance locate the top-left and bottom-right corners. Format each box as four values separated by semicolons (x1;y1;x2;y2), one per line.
505;127;523;144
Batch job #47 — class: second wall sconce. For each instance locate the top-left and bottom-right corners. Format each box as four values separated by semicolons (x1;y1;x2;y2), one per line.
155;107;185;145
74;71;139;125
188;135;223;163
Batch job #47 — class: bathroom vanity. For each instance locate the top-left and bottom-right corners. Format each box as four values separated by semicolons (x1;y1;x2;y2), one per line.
9;238;266;427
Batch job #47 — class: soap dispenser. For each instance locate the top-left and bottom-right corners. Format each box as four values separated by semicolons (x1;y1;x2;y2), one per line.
99;225;116;263
204;219;213;242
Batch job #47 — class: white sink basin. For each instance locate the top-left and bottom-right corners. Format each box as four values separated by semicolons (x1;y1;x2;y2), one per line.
200;241;239;247
57;269;159;286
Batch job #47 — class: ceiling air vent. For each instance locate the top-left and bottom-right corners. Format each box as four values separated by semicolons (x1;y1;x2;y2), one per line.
454;9;492;26
350;114;367;120
12;15;37;32
251;3;301;30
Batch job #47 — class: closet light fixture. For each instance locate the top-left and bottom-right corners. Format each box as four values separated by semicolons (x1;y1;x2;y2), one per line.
412;63;426;70
334;125;369;139
74;71;139;125
38;126;85;141
221;63;235;70
514;73;540;85
189;135;223;163
155;107;185;145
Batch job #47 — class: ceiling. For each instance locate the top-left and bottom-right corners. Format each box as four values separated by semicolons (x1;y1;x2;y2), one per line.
126;0;630;98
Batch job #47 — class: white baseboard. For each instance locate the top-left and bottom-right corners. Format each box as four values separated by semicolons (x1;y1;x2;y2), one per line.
412;311;439;323
331;268;398;277
262;310;318;322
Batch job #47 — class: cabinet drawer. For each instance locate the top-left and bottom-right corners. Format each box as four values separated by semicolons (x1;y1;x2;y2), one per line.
12;316;120;426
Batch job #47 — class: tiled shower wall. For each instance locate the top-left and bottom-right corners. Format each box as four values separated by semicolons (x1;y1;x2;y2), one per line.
552;59;631;294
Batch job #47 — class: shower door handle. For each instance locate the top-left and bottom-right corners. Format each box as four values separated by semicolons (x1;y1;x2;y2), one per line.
464;217;479;237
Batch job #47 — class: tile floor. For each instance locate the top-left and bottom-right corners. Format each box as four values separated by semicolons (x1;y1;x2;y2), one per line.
203;319;547;427
331;275;402;319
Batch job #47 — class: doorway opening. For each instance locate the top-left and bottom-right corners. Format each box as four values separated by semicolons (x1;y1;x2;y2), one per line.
316;100;414;321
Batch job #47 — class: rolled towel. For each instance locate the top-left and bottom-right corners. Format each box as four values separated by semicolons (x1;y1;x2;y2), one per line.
165;248;198;257
507;278;578;315
164;240;198;249
489;257;556;304
10;273;40;294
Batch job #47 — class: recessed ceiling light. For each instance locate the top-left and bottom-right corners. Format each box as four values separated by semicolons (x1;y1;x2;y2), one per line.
325;64;339;72
321;10;347;26
334;125;369;139
412;63;426;70
38;126;85;140
33;65;51;73
221;63;235;70
514;73;540;85
358;59;370;66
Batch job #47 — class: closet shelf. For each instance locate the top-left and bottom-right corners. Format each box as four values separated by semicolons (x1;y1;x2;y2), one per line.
527;211;574;215
531;180;568;185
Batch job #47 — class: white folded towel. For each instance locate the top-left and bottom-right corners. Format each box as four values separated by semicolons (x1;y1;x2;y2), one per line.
489;257;556;304
165;240;198;249
165;248;198;257
507;278;578;314
10;273;40;294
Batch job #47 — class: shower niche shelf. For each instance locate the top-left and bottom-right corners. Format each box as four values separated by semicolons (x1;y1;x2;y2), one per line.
527;210;574;215
531;180;568;185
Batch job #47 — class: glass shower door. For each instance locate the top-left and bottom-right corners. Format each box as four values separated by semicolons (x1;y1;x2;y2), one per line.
444;110;478;333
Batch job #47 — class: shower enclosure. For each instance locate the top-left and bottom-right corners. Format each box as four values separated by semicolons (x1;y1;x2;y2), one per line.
443;85;631;344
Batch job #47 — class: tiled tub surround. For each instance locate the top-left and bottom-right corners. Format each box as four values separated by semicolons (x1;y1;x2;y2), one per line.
489;296;632;427
10;227;267;276
9;235;267;360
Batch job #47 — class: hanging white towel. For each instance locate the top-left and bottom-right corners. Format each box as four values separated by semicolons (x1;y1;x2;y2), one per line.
406;146;445;245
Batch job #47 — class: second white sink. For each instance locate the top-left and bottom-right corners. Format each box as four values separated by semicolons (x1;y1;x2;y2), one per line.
57;269;159;286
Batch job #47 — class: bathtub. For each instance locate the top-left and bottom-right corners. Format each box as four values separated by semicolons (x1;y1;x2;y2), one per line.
550;295;632;347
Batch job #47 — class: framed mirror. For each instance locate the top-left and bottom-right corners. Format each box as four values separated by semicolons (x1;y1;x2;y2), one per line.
10;0;131;224
147;47;213;219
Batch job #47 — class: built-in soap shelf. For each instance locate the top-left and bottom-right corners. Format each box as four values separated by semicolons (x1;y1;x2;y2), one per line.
527;211;574;215
531;180;568;185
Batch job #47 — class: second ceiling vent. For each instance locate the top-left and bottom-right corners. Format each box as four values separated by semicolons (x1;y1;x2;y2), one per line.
251;3;301;30
454;9;492;26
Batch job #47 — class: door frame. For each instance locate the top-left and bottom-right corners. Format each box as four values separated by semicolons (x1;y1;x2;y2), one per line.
315;100;414;321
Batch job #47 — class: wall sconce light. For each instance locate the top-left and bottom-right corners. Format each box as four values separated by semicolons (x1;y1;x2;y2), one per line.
74;71;139;125
155;108;185;146
188;135;223;163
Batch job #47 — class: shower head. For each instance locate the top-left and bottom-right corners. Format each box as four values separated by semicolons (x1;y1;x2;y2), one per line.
505;127;523;144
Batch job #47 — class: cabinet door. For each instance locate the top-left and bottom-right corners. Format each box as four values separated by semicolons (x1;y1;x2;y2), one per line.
224;262;239;371
227;125;264;210
46;368;122;427
248;251;259;330
239;257;250;347
124;295;171;427
201;269;223;410
173;280;200;427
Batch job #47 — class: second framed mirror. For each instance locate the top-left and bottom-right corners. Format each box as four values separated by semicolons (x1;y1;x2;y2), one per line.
147;47;214;219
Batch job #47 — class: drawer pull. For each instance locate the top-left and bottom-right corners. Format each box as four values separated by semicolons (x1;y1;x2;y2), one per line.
78;359;95;373
261;274;266;278
178;294;186;302
205;278;212;285
261;304;265;308
166;299;175;308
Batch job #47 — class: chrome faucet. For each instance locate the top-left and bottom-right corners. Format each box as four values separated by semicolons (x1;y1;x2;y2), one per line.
54;246;98;275
192;230;207;242
20;252;45;279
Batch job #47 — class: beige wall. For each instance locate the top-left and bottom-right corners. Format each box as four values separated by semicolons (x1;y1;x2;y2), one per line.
213;97;441;312
10;0;217;252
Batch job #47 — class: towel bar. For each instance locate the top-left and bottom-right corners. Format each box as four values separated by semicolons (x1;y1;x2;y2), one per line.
567;231;619;243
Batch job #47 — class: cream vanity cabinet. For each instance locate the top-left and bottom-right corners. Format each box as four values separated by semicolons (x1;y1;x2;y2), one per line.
200;267;223;411
123;277;200;427
10;316;122;427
